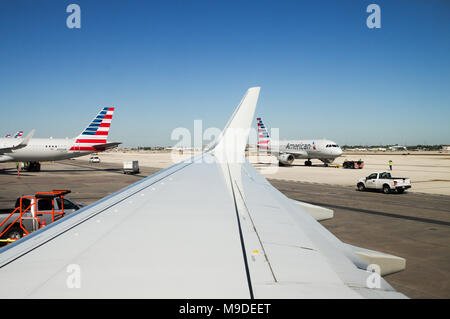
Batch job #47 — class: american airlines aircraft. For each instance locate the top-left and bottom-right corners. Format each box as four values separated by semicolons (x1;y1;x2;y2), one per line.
256;117;343;166
0;88;406;298
0;107;120;171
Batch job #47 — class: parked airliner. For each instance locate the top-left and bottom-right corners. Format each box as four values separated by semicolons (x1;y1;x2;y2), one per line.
0;107;120;171
256;117;342;166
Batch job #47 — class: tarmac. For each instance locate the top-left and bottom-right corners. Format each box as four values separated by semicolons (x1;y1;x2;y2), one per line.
0;152;449;298
97;150;450;195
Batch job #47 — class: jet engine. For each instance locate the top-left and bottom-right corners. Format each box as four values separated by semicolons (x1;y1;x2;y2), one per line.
278;153;294;166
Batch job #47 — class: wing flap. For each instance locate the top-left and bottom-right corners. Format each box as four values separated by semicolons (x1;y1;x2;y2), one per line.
291;199;334;221
345;244;406;276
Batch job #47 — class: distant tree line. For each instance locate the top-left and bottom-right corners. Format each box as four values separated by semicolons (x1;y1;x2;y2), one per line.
119;146;169;151
341;144;446;151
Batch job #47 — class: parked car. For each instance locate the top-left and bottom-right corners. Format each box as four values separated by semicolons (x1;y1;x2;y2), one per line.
89;156;100;163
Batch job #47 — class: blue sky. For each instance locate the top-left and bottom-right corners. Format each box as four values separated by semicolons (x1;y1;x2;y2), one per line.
0;0;449;147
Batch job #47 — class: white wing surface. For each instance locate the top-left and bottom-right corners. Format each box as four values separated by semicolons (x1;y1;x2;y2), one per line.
0;88;406;298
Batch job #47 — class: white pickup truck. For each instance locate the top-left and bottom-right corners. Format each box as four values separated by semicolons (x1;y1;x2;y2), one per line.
357;172;411;194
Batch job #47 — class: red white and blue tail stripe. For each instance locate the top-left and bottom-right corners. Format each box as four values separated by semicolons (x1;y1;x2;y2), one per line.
71;107;115;152
14;131;23;138
5;134;11;138
256;117;270;150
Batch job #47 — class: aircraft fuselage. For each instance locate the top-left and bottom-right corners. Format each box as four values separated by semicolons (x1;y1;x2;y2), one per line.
0;138;94;162
270;139;343;163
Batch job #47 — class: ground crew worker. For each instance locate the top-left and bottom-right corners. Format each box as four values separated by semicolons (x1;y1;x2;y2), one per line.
389;160;393;170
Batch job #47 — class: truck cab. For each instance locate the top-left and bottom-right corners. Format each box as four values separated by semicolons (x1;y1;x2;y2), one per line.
0;190;82;244
14;196;81;225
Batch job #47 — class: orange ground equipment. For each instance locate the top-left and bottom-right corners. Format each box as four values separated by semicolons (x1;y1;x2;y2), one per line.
343;160;364;169
0;190;71;243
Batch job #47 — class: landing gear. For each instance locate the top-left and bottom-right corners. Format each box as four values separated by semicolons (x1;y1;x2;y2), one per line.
304;160;312;166
24;162;41;172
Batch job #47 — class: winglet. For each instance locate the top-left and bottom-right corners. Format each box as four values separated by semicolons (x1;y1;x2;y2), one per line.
13;129;35;150
210;87;260;163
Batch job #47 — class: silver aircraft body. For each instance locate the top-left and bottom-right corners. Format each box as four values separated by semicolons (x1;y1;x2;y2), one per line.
0;107;120;171
256;117;342;166
0;88;406;298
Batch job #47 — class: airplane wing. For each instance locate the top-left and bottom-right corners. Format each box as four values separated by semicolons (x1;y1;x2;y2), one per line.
0;129;35;155
0;89;406;298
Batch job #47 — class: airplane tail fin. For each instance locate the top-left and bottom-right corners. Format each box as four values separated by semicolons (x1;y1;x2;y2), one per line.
72;107;115;151
14;131;23;138
256;117;270;150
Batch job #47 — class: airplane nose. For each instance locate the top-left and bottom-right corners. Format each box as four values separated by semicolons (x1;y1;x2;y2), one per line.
337;148;343;156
